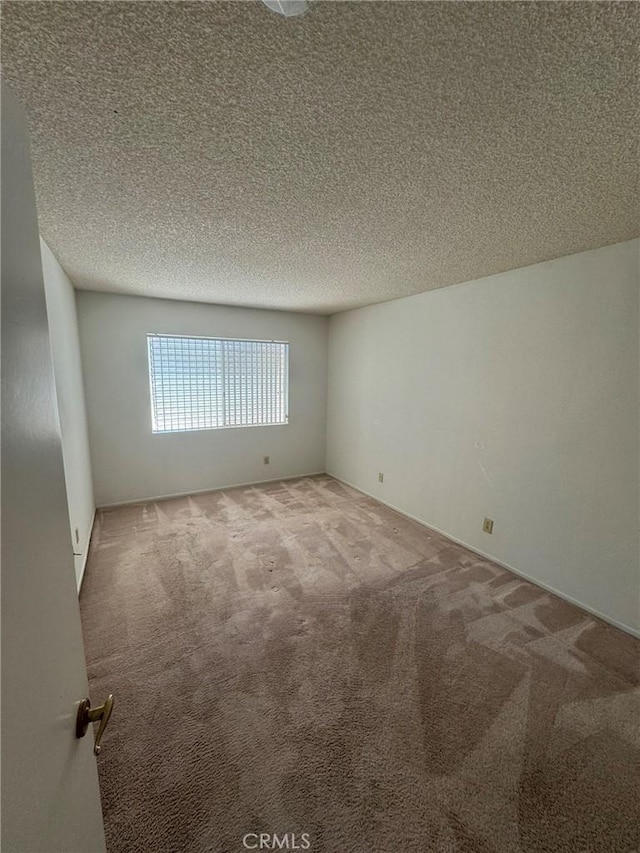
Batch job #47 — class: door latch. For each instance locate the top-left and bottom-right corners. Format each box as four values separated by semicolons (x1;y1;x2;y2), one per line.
76;694;114;755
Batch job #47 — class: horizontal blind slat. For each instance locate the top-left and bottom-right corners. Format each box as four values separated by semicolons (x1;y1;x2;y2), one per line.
148;334;288;434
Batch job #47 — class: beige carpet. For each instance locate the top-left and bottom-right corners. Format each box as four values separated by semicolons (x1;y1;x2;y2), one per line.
80;475;640;853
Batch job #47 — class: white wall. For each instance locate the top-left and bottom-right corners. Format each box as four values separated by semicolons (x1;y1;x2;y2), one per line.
327;240;640;635
77;292;328;506
41;239;95;589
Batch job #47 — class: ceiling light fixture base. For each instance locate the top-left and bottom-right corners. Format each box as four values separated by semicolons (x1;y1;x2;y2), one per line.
261;0;309;18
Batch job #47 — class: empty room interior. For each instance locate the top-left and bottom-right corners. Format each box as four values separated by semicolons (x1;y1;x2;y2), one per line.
1;1;639;852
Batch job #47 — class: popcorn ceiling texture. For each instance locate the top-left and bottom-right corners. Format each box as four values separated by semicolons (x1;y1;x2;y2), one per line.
1;1;638;314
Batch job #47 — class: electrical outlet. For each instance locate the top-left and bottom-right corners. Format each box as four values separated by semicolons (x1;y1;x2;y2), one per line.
263;456;270;465
483;517;494;534
378;472;384;483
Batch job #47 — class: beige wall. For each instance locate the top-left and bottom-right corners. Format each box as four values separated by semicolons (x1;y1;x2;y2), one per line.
327;240;640;634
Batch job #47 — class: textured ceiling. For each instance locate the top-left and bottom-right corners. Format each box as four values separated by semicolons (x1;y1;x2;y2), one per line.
1;1;638;314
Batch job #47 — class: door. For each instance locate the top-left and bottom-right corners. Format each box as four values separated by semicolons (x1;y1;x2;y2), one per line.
1;83;107;852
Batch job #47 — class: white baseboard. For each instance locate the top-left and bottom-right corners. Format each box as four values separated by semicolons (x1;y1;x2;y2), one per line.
327;471;640;640
77;507;96;594
97;471;327;510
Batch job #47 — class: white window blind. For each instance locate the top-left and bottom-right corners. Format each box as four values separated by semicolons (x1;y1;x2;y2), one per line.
147;334;289;434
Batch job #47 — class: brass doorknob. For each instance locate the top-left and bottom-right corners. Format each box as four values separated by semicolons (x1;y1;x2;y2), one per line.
76;694;114;755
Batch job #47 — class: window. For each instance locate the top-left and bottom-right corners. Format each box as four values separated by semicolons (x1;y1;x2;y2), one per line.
147;334;289;434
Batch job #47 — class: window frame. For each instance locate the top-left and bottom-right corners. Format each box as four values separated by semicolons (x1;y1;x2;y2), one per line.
147;332;290;435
